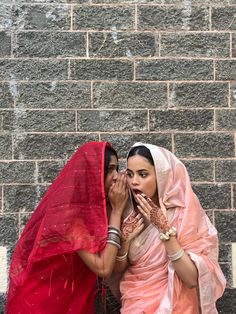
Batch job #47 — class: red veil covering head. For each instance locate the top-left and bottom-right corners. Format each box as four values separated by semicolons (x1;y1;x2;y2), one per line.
7;141;111;314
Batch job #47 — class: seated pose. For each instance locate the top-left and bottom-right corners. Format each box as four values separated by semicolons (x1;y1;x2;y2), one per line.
116;143;226;314
6;141;131;314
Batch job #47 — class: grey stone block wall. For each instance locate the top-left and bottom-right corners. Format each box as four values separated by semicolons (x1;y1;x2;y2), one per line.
0;0;235;313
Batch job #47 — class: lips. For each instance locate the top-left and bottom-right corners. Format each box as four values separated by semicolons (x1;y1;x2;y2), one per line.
132;189;142;195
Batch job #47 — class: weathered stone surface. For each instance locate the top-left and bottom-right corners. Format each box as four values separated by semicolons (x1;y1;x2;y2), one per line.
138;6;209;31
231;83;236;107
74;6;134;30
0;135;12;159
215;60;236;80
217;288;236;314
100;133;172;158
0;161;35;184
219;243;232;263
70;60;133;81
216;160;236;182
175;133;235;158
233;33;236;57
0;4;12;32
216;109;236;131
0;59;68;81
136;59;213;81
0;83;14;108
0;31;11;57
89;32;156;57
16;82;91;109
0;214;18;245
13;4;71;30
93;82;167;109
150;109;213;131
77;110;148;132
38;160;65;184
3;185;48;213
215;211;236;241
0;110;76;132
13;134;98;159
182;160;214;182
161;33;229;57
212;7;236;31
169;82;228;108
15;32;86;57
193;184;231;209
220;263;232;287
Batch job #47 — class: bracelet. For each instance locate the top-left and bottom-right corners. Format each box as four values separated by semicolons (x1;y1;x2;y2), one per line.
116;252;128;261
159;226;177;241
168;248;184;262
107;239;121;249
108;225;121;236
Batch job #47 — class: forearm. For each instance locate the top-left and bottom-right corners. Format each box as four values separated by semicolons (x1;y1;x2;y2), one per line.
164;237;198;288
113;240;130;273
78;211;123;278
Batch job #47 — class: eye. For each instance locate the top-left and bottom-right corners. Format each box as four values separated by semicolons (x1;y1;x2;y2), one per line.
126;170;133;178
140;172;148;178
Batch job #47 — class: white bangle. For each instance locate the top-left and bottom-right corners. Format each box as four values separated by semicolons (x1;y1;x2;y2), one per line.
168;248;184;262
159;226;177;241
116;252;128;261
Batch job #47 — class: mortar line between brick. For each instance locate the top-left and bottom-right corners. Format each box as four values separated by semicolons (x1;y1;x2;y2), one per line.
213;108;216;131
147;109;150;131
135;4;138;31
171;133;175;154
209;6;212;32
70;4;73;31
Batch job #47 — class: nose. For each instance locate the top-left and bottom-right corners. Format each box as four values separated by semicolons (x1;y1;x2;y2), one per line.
130;174;139;186
113;169;118;181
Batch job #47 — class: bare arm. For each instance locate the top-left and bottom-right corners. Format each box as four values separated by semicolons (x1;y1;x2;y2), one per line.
136;194;198;289
113;211;144;273
78;173;128;278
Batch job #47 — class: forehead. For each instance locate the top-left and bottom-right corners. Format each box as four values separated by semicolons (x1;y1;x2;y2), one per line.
127;155;154;170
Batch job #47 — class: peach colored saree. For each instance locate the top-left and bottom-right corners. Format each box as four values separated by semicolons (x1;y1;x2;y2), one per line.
120;143;226;314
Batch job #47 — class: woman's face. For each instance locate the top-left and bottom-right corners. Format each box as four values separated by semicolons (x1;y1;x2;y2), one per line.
104;155;118;195
126;155;158;204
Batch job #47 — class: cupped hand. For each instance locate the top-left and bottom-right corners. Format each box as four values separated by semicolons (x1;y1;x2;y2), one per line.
108;172;129;216
136;194;170;232
121;210;144;242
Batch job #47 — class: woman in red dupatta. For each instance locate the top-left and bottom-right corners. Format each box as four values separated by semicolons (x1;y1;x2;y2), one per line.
116;143;226;314
6;141;128;314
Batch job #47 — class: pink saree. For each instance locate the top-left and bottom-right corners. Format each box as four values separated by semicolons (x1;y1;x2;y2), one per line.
120;143;226;314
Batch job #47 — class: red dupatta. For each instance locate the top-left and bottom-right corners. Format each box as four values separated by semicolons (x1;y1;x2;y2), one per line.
7;141;110;314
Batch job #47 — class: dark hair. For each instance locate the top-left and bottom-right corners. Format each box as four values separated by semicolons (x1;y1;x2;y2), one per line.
127;145;154;166
104;146;118;179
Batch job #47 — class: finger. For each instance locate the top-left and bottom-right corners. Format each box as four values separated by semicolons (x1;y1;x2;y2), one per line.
137;205;149;219
136;194;152;211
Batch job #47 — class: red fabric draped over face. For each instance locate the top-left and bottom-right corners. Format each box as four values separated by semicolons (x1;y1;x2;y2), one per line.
7;141;110;313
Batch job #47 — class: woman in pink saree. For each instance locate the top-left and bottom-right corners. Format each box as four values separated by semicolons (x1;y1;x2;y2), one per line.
117;143;226;314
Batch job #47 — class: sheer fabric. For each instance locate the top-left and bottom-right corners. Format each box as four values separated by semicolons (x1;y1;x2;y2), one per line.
120;143;226;314
7;141;110;314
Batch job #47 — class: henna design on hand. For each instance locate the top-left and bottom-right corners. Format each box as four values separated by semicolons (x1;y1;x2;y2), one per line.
143;196;170;233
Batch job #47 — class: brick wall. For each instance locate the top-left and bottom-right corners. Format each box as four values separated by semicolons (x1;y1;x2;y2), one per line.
0;0;235;312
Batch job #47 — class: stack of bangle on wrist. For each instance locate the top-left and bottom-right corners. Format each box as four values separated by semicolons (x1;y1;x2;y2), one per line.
107;225;121;249
159;226;177;241
168;248;185;262
116;252;128;261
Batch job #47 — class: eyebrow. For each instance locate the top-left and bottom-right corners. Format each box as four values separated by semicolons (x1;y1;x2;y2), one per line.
126;168;148;172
